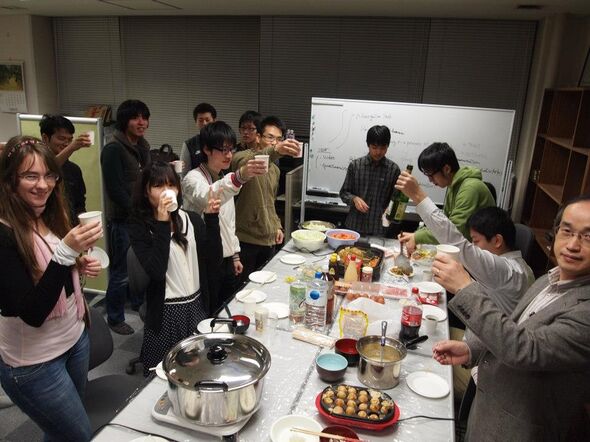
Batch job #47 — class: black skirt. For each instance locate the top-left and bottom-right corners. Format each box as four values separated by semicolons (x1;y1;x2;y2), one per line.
140;291;207;376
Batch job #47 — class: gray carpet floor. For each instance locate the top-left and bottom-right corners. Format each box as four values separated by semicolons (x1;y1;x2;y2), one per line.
0;296;144;441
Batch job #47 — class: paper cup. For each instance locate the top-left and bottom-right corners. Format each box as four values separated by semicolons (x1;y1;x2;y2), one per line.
162;189;178;212
436;244;460;261
295;141;304;158
78;211;102;226
172;160;184;173
423;314;438;335
254;154;269;171
85;131;95;145
244;300;257;319
88;246;109;269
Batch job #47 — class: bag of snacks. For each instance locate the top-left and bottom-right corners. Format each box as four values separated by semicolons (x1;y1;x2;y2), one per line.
338;308;369;339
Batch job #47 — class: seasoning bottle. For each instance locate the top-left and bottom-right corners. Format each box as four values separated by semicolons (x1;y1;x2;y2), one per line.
328;253;339;281
343;255;359;283
255;307;269;332
321;269;335;324
399;287;422;343
361;266;373;282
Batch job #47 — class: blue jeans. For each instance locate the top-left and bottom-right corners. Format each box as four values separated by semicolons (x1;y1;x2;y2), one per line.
106;221;135;324
0;329;91;442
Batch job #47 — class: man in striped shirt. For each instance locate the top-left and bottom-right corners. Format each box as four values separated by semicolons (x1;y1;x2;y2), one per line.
339;125;400;236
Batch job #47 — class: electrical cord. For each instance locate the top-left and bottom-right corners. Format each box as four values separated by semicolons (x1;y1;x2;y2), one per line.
398;415;456;422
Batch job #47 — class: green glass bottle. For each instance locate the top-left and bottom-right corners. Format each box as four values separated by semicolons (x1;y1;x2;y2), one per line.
386;164;413;223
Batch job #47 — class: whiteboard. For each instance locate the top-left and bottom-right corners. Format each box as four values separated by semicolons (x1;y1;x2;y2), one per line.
306;97;515;207
18;114;108;294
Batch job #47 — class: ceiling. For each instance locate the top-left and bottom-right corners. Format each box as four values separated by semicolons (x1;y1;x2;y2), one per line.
0;0;589;19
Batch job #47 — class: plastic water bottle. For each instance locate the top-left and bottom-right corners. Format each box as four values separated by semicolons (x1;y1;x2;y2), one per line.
304;272;328;331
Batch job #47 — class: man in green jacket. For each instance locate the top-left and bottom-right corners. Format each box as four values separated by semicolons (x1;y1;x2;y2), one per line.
231;116;301;280
399;142;495;254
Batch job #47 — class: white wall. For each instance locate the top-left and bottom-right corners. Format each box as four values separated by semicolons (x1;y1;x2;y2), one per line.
0;15;58;141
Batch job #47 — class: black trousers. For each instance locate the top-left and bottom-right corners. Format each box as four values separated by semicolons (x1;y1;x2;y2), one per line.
238;242;276;284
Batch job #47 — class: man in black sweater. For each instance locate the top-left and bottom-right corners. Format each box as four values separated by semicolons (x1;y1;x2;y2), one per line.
39;115;90;223
101;100;151;335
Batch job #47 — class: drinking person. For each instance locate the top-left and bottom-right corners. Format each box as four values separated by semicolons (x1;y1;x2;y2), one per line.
182;121;267;312
128;161;223;376
0;136;103;441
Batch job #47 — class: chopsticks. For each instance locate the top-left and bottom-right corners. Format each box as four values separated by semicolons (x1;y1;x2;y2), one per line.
290;427;368;442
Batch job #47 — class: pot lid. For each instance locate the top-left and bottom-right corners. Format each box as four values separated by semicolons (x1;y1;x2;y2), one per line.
164;333;271;391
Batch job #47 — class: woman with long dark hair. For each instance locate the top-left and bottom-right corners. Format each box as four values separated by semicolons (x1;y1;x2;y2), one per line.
0;136;103;441
128;161;222;375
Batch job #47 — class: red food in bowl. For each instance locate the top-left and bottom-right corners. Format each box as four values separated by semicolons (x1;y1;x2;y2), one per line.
319;425;359;442
335;338;360;367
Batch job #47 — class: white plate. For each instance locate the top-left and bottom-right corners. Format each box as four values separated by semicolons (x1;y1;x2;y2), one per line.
130;436;169;442
260;302;290;319
249;270;277;284
406;371;450;399
88;246;109;269
196;317;231;334
422;304;447;322
387;266;414;278
155;361;166;381
270;414;322;442
415;281;444;294
280;254;306;265
235;289;267;303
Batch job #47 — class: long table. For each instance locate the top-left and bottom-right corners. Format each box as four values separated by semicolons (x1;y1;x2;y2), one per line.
93;239;455;441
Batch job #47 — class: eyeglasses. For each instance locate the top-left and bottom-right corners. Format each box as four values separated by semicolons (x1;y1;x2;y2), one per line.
213;146;236;155
239;126;257;133
555;225;590;246
19;173;60;184
423;169;441;178
262;134;284;143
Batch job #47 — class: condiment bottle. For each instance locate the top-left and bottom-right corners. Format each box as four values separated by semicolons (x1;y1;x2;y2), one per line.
255;307;269;332
328;253;339;281
361;266;373;282
399;287;422;343
321;269;335;324
343;255;359;283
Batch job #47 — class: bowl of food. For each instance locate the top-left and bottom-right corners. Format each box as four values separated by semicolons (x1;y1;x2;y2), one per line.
231;315;251;334
410;244;437;267
300;220;335;232
335;338;360;367
319;425;359;442
326;229;360;249
291;229;327;252
316;353;348;383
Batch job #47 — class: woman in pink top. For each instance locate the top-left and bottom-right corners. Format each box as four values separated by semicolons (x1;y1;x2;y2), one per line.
0;136;103;441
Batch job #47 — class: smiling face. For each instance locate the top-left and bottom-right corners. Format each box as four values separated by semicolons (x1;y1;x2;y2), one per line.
43;128;74;155
204;145;233;174
554;200;590;281
16;153;56;215
125;115;149;142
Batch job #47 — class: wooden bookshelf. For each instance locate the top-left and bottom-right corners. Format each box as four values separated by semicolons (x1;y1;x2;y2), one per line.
522;87;590;276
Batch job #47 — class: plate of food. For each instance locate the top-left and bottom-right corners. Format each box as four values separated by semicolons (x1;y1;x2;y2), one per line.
387;265;414;278
300;220;336;232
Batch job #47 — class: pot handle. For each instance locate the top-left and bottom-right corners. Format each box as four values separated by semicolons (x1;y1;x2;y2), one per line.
405;335;428;350
210;318;237;333
195;380;229;392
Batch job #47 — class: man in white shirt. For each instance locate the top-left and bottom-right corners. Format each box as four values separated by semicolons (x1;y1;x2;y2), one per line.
432;195;590;441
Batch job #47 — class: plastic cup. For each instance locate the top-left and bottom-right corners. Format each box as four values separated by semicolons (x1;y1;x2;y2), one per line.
78;211;102;226
436;244;460;261
255;154;269;171
423;314;438;335
295;141;304;158
172;160;184;173
85;131;95;145
162;189;178;212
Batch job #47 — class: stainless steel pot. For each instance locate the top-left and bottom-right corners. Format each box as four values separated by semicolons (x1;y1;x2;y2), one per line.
163;333;271;426
356;335;407;389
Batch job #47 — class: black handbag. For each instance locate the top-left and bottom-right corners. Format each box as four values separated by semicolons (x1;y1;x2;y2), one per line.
149;144;179;163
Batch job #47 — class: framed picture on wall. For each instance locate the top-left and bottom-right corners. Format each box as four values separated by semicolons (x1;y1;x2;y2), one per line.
0;61;27;113
579;47;590;87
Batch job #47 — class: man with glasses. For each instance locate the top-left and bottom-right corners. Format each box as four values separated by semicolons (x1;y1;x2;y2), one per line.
339;125;401;236
39;115;90;224
179;102;217;177
231;115;301;279
399;142;495;254
236;110;261;152
431;194;590;440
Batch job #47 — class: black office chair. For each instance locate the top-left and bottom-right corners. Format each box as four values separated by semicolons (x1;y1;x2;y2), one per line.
483;181;497;204
514;223;535;266
84;308;143;434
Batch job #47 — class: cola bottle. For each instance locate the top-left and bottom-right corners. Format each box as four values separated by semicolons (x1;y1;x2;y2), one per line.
399;287;422;342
